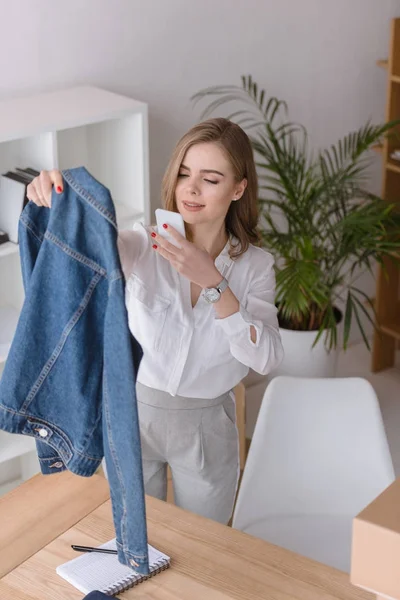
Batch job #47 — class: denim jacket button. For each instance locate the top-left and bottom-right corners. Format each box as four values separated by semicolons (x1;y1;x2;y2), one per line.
38;428;48;437
129;558;140;567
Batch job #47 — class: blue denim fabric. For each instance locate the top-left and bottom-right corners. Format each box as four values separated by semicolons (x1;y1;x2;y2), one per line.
0;167;149;574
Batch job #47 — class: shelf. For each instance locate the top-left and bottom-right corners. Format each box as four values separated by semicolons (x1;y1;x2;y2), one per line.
0;242;19;259
0;431;36;464
0;86;151;479
372;18;400;372
377;59;389;69
380;320;400;341
0;306;19;364
386;161;400;174
0;86;148;145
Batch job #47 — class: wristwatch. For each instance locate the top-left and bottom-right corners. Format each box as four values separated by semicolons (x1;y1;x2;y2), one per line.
203;277;229;303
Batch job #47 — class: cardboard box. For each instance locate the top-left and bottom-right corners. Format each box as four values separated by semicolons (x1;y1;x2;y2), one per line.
351;479;400;600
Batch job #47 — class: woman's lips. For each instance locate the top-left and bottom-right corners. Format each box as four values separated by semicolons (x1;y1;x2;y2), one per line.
183;201;205;211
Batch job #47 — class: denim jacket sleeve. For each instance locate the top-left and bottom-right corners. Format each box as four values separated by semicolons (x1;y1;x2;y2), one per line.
101;273;149;574
18;204;67;473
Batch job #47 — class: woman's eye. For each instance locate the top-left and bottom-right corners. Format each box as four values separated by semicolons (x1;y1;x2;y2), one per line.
177;173;218;184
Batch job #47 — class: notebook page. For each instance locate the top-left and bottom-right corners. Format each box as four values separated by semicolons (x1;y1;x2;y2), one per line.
56;538;170;595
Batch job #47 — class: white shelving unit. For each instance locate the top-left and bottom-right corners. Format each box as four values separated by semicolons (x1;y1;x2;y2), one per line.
0;242;19;259
0;85;150;491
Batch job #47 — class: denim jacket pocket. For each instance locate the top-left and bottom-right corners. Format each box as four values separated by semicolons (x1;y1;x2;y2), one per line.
126;274;170;352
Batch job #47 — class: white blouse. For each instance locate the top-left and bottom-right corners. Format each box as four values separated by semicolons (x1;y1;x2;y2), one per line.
117;222;283;399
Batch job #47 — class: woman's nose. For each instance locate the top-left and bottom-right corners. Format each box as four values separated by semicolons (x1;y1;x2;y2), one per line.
186;180;200;195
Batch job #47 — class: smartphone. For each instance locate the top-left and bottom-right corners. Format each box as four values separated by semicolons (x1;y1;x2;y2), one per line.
155;208;186;248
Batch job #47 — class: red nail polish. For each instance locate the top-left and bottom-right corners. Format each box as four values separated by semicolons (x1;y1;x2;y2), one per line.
152;244;158;249
151;232;156;238
56;186;62;193
162;223;168;229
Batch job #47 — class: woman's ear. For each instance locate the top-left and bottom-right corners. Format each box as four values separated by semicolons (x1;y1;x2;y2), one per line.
235;178;247;200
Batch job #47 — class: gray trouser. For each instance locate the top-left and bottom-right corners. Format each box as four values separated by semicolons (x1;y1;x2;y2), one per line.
135;381;240;525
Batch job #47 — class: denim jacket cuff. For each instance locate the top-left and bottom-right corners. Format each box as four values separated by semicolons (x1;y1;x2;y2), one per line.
116;539;150;575
35;440;67;474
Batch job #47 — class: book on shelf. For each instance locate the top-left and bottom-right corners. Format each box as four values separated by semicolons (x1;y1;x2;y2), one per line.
0;167;39;243
0;229;9;245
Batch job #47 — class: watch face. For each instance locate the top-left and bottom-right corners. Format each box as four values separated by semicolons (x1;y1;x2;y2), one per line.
205;288;220;303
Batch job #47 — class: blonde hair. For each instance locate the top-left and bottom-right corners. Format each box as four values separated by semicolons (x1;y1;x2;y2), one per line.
161;117;261;259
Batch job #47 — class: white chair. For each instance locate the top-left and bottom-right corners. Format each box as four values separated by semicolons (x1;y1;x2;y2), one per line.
232;376;395;572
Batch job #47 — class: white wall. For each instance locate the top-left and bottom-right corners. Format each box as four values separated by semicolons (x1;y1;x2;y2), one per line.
1;0;399;343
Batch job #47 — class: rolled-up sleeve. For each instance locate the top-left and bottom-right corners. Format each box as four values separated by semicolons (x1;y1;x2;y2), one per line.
215;252;284;375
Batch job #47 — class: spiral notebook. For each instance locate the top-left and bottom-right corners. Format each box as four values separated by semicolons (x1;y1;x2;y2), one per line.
56;538;170;596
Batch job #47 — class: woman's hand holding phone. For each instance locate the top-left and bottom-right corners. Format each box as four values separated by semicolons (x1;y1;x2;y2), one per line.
151;210;221;288
155;208;186;247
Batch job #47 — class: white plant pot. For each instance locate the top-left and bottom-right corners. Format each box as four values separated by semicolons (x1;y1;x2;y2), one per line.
269;326;340;379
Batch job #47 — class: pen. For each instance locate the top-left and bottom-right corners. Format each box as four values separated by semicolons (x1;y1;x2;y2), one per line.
71;544;118;555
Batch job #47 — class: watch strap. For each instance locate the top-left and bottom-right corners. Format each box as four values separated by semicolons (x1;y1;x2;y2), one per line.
216;277;229;294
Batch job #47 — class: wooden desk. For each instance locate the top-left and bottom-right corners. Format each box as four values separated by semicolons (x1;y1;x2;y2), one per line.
0;472;374;600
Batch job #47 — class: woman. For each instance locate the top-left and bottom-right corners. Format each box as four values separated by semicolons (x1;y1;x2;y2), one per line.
27;117;284;524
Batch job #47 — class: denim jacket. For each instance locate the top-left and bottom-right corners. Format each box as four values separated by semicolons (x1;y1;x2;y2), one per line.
0;167;149;574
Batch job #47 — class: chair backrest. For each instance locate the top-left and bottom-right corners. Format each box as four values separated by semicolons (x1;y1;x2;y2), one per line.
233;376;395;531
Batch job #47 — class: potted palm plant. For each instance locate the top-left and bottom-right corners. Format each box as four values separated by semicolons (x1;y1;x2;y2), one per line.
192;76;400;377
